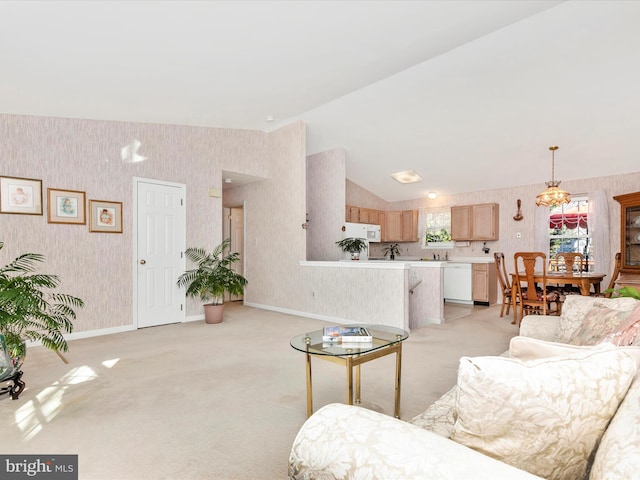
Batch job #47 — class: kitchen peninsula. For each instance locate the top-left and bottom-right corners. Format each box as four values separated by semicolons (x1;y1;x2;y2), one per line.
299;257;495;331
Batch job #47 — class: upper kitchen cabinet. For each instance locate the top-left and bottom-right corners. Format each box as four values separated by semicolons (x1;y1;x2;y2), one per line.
346;205;356;223
385;210;418;242
402;210;419;241
385;211;402;241
613;191;640;273
451;203;499;241
345;205;382;226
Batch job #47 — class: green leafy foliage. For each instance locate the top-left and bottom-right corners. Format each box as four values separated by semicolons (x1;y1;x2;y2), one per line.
335;237;368;254
381;243;400;257
176;238;248;305
604;286;640;300
426;228;452;243
0;242;84;355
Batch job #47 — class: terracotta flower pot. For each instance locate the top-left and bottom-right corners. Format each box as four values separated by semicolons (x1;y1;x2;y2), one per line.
203;303;225;324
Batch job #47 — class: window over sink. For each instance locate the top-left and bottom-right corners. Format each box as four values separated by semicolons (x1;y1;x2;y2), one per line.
420;207;454;250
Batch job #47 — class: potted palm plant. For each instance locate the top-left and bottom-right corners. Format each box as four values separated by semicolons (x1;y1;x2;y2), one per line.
0;242;84;399
176;238;248;324
336;237;368;260
382;243;401;260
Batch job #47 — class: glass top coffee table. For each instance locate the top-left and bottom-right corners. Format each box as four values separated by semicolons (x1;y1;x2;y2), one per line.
290;324;409;418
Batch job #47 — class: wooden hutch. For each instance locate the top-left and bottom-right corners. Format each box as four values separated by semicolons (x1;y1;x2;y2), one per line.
613;191;640;289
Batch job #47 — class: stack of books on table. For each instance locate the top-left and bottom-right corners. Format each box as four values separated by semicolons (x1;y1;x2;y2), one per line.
322;326;373;348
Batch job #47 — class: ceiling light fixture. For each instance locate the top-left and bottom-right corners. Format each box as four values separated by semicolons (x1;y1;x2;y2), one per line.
391;170;422;184
224;178;232;184
535;146;571;207
266;115;275;122
427;192;437;199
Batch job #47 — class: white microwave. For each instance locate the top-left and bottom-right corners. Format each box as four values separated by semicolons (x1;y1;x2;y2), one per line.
366;224;381;242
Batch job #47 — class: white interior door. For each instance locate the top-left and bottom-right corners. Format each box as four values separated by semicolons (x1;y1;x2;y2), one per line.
135;179;186;328
223;206;244;302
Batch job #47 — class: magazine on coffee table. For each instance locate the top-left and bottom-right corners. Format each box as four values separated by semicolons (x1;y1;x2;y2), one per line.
322;325;372;343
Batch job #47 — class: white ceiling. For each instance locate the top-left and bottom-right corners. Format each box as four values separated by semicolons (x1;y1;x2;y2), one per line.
2;1;639;202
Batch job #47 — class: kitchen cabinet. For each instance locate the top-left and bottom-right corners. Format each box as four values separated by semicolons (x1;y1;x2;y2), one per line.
451;203;499;241
368;209;379;226
613;191;640;276
345;205;383;226
472;262;497;305
345;204;414;241
402;210;419;241
346;205;359;223
384;210;418;242
385;211;403;241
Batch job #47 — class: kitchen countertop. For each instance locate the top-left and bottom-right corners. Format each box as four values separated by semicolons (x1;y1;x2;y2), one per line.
301;255;495;268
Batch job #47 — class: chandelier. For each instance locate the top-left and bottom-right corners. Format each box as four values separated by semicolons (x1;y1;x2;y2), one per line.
535;146;571;207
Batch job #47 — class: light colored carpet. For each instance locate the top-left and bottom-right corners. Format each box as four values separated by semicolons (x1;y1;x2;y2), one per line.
0;302;518;479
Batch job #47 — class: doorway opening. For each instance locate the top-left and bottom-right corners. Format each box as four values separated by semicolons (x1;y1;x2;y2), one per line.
223;205;245;302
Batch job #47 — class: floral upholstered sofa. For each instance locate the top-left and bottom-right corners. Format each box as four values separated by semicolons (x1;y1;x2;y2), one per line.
289;295;640;480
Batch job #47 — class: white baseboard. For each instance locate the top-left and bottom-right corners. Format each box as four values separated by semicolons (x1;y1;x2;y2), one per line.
243;301;353;325
25;324;136;349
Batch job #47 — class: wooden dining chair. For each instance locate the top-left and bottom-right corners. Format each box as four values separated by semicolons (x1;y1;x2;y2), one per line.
592;252;622;298
493;252;519;323
554;252;585;295
513;252;562;325
556;252;584;272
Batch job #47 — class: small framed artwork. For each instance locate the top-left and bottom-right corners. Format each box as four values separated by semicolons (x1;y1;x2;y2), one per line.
0;176;43;215
89;199;123;233
47;188;86;224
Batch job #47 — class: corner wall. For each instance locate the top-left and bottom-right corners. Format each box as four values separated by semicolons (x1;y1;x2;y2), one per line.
306;148;346;261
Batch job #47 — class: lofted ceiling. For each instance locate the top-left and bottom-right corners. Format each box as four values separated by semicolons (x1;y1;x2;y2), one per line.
1;1;639;202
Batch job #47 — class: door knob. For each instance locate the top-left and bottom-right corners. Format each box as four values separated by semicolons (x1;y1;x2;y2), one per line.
139;259;146;265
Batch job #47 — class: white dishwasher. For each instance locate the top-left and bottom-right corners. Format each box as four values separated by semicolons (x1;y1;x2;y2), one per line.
443;262;473;305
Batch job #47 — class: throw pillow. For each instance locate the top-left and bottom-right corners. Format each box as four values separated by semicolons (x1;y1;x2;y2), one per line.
509;335;640;364
451;346;637;480
554;296;639;343
509;335;589;360
602;302;640;346
567;305;632;345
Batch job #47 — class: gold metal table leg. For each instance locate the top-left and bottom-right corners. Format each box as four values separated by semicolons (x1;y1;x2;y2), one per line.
346;355;353;405
305;351;313;418
355;363;361;404
394;343;402;418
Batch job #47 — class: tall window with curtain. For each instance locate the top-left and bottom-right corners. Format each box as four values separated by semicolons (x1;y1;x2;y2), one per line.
548;195;591;271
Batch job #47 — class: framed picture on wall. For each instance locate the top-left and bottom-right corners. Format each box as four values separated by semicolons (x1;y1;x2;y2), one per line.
89;199;123;233
0;176;43;215
47;188;86;224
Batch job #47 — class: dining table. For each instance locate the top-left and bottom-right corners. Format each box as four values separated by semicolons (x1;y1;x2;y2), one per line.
510;271;607;297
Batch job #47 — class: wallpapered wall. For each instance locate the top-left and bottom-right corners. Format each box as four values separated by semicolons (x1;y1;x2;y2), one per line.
0;114;270;333
306;148;346;261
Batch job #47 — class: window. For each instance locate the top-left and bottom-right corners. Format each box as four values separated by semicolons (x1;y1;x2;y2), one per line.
420;208;454;249
548;196;592;271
